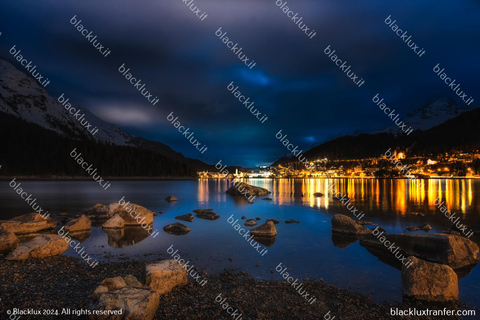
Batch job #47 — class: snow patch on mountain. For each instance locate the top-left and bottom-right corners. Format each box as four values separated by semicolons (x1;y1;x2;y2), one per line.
378;97;472;134
0;59;132;146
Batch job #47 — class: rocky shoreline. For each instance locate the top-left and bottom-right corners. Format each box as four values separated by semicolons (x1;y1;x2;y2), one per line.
0;256;470;320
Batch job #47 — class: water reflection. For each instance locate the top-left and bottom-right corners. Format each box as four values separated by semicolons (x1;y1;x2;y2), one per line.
104;226;149;248
331;233;359;248
199;179;480;221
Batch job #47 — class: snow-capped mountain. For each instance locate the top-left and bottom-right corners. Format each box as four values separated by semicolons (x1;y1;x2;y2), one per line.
378;97;473;134
0;58;191;161
0;59;132;145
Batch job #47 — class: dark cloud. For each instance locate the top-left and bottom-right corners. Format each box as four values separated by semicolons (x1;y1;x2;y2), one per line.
0;0;479;166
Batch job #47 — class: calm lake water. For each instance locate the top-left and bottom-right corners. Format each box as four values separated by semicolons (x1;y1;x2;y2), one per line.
1;178;479;308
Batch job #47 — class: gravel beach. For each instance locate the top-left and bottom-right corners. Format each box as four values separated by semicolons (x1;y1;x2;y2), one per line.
0;255;467;320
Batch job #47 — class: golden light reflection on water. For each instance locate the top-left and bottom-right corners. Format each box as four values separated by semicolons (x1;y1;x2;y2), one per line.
198;178;480;217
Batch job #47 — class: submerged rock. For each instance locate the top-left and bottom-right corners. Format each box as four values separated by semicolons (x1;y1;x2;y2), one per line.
0;213;58;235
195;211;220;220
360;231;479;269
251;221;277;237
6;234;68;260
165;196;178;202
90;275;159;320
175;213;193;222
193;209;213;214
163;223;190;235
262;197;273;201
226;182;270;198
402;256;458;302
285;219;300;224
313;193;324;197
332;214;371;236
145;260;188;297
245;219;257;227
102;215;125;229
64;214;91;233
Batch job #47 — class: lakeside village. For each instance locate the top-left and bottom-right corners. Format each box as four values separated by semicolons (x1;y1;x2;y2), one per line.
198;150;480;179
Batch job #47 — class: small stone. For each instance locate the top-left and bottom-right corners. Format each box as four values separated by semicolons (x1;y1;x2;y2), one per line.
165;196;178;202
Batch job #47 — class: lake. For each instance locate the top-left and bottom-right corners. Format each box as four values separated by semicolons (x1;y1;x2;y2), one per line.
1;178;479;308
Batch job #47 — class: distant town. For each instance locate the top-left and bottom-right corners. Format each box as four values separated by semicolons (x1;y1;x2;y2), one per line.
198;150;480;179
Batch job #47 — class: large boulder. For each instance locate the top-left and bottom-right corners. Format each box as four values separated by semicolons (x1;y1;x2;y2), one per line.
64;214;91;233
250;221;277;237
145;260;188;296
332;214;372;236
0;213;57;235
360;231;479;269
0;226;20;254
226;182;270;198
108;203;154;226
402;256;458;302
6;234;68;260
90;275;159;320
102;215;125;229
163;223;190;235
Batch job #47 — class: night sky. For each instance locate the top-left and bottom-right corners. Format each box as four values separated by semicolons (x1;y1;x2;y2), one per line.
1;0;479;167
